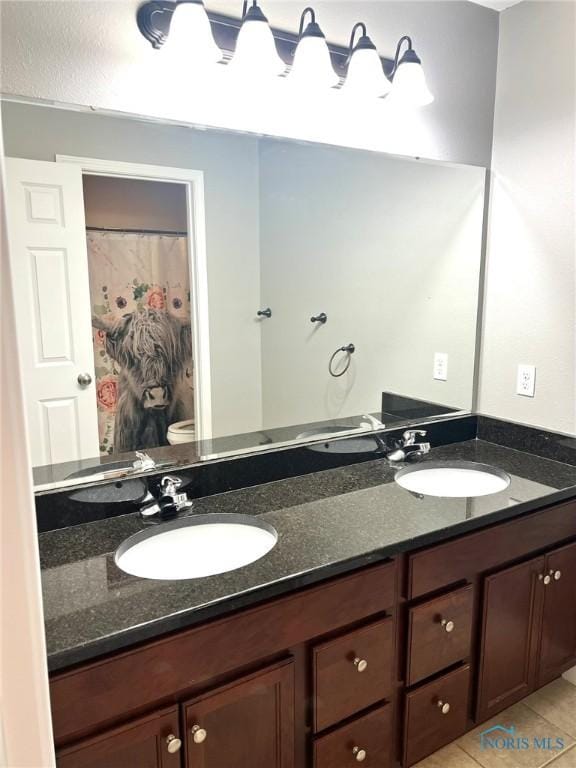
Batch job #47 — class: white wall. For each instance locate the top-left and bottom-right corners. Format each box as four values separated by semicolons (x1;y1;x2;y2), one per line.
478;1;576;434
259;140;485;427
1;102;263;438
0;1;498;167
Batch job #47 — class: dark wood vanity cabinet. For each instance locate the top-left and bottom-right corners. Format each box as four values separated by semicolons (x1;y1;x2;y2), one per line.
56;706;182;768
51;500;576;768
476;539;576;721
52;561;397;768
183;660;295;768
476;556;545;720
538;541;576;686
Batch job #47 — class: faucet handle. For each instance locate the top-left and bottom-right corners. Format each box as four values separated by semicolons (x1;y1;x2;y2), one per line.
160;475;183;497
403;429;427;445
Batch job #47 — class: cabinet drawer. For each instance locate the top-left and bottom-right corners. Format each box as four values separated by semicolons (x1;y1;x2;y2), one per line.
313;617;394;732
407;585;474;686
404;665;470;767
314;705;392;768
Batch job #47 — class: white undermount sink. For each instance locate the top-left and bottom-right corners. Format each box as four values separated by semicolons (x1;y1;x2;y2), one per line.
395;461;511;498
115;514;277;580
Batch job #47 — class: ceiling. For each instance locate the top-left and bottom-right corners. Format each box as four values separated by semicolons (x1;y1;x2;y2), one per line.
468;0;524;10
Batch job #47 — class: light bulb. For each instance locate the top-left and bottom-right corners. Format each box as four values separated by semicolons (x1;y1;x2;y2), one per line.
290;14;338;89
229;2;285;78
343;26;391;98
163;1;221;65
390;48;434;106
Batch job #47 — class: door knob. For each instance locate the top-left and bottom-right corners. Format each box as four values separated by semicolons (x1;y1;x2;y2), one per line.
191;724;207;744
77;372;92;386
437;700;450;715
165;734;182;754
352;746;367;762
353;657;368;672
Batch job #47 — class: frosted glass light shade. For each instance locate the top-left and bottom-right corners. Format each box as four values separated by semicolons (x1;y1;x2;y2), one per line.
163;1;221;65
290;35;339;89
343;48;391;97
230;18;286;77
391;61;434;106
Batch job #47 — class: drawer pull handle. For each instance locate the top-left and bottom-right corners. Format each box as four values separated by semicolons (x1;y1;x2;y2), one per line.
437;700;450;715
166;734;182;754
353;657;368;672
441;619;455;633
352;746;367;762
553;569;562;581
191;724;207;744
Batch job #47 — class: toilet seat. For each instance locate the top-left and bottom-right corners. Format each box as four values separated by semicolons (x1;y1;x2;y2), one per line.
167;419;196;445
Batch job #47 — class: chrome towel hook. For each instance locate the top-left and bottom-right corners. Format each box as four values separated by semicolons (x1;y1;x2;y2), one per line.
329;344;355;377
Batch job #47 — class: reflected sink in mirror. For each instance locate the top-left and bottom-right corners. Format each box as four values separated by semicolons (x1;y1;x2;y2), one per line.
115;514;278;580
395;461;511;498
297;426;382;454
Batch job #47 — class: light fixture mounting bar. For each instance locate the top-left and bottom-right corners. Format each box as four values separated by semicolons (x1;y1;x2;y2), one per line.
136;1;394;77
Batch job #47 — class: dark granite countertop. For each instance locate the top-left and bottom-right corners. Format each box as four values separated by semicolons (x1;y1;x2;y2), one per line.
39;439;576;672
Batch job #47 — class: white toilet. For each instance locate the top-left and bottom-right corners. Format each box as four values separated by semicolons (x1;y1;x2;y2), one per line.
167;420;196;445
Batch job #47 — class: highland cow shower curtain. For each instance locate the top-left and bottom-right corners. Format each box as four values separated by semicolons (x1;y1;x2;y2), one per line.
87;231;194;454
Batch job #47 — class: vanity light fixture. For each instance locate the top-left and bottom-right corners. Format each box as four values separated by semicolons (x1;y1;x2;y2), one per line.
162;0;222;65
136;3;433;106
342;22;392;98
389;36;434;106
229;0;286;77
289;7;339;89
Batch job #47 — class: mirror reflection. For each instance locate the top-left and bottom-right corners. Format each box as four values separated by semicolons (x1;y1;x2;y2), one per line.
1;101;486;489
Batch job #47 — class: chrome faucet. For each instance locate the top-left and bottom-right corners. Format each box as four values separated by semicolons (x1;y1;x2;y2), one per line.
386;430;431;463
139;475;193;522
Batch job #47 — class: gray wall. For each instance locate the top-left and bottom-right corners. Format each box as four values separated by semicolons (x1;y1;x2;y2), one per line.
478;1;576;434
1;102;264;438
258;140;485;427
0;1;499;167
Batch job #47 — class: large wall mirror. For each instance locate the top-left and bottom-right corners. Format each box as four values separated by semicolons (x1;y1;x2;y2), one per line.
2;100;486;490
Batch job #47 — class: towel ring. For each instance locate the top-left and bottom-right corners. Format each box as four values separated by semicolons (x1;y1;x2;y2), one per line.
329;344;355;377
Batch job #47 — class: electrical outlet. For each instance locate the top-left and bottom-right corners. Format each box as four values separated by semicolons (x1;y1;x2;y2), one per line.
516;364;536;397
433;353;448;381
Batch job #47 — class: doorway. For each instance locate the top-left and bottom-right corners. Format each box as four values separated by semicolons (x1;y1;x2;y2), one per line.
82;175;194;455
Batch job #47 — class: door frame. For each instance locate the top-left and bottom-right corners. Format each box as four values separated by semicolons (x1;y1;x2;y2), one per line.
56;154;212;441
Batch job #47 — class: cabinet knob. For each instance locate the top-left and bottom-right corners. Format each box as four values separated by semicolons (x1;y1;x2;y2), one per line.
353;657;368;673
165;735;182;754
543;574;552;585
441;619;455;633
191;724;207;744
352;746;367;762
553;569;562;581
437;700;450;715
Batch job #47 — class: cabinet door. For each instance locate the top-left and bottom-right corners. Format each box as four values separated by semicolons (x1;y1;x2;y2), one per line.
476;556;544;722
538;541;576;686
183;659;294;768
56;706;181;768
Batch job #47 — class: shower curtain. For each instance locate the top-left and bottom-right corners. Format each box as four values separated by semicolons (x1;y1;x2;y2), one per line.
87;231;194;454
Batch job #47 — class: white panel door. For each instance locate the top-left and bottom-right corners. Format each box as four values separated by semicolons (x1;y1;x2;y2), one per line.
5;158;99;467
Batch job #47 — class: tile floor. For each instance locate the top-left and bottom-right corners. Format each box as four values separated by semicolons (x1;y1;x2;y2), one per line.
415;679;576;768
